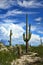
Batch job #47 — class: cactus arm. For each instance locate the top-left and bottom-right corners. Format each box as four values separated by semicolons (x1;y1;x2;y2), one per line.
23;33;26;41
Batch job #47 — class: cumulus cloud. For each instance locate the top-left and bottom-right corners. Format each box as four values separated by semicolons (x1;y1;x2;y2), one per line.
0;23;43;46
0;26;7;35
0;23;25;45
29;34;40;46
18;22;26;27
31;34;40;40
0;23;25;40
0;26;8;40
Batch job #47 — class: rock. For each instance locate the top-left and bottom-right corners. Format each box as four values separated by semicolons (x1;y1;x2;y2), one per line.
34;57;41;62
31;53;38;56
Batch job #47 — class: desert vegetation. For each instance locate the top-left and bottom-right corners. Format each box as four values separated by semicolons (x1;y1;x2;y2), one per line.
0;14;43;65
0;43;43;65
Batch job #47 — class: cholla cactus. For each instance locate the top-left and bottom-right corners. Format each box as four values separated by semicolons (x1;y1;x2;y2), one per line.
23;14;31;53
8;30;12;46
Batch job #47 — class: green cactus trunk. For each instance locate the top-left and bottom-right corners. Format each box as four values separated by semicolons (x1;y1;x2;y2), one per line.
26;14;28;53
26;41;28;53
10;30;12;46
23;14;31;53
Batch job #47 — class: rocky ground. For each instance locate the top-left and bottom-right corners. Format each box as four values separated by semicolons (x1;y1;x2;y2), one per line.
11;53;43;65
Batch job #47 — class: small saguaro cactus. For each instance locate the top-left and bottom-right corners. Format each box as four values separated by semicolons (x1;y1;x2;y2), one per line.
23;14;31;53
8;30;12;46
40;38;42;46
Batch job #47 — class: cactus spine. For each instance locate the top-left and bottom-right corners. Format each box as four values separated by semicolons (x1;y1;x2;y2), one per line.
23;14;31;53
9;30;12;46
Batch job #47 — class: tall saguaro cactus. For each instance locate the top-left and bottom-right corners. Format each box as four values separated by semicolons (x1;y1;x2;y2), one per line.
9;30;12;46
23;14;31;53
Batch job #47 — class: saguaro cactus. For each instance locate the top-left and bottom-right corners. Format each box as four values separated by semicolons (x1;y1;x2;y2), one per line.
9;30;12;46
40;38;42;46
23;14;31;53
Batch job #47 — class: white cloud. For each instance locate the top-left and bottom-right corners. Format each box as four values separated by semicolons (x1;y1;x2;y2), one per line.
0;26;8;40
18;0;43;8
31;34;40;40
0;26;7;35
3;19;17;23
34;17;42;22
0;9;23;18
0;0;9;9
0;23;25;40
28;25;43;35
31;25;36;31
0;0;16;9
7;9;38;15
28;25;37;32
18;22;26;27
0;0;43;9
6;9;23;15
37;22;41;24
0;9;39;19
41;37;43;42
18;1;34;8
0;23;43;46
0;23;25;45
29;34;40;46
38;31;43;34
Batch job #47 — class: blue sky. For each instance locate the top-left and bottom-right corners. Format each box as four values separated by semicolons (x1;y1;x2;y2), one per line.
0;0;43;46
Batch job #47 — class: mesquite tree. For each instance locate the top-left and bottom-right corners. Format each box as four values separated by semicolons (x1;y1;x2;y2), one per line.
23;14;31;53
